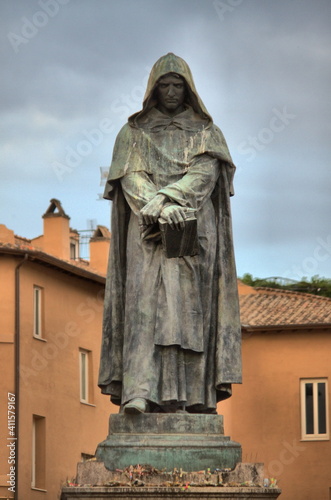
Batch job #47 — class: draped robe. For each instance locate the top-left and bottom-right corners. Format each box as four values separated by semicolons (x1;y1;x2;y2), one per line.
98;53;242;412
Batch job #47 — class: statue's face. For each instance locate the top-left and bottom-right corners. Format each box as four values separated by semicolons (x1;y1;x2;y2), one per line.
156;74;186;116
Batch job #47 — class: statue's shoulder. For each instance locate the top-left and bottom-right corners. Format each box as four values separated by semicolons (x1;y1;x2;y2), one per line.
115;122;143;143
209;123;225;139
113;123;137;152
115;122;131;139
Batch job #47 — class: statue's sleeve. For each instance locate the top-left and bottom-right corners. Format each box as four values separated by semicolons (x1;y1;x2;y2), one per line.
104;125;153;200
120;171;158;215
157;155;220;210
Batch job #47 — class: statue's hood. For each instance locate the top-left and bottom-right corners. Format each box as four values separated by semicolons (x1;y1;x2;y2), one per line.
129;53;213;126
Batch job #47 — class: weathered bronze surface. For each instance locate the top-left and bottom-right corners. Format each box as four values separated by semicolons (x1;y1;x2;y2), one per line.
98;53;242;414
96;413;241;472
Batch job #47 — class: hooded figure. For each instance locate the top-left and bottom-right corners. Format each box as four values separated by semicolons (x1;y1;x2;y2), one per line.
98;53;242;414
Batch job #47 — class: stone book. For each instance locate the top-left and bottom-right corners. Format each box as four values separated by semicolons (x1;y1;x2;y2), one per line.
159;214;198;258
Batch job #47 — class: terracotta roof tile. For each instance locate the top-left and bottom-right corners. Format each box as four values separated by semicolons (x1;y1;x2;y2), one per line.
239;287;331;327
15;235;32;244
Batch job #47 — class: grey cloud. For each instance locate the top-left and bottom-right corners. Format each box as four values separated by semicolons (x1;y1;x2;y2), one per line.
0;0;330;279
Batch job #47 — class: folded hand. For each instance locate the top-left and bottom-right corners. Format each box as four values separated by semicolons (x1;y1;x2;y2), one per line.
160;205;186;230
140;194;167;225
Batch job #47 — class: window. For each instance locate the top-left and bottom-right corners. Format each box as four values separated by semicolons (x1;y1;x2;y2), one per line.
300;379;329;441
33;286;43;338
79;349;93;403
32;415;46;490
70;240;79;260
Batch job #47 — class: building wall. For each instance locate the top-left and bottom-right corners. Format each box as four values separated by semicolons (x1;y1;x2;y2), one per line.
0;255;116;500
2;242;330;499
221;328;331;500
0;256;16;498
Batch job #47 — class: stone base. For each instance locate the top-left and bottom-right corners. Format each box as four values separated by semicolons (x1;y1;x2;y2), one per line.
96;414;241;472
61;457;281;499
61;414;281;498
76;461;265;487
61;485;281;499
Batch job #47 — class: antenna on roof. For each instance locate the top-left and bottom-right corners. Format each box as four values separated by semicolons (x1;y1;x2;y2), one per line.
87;219;97;231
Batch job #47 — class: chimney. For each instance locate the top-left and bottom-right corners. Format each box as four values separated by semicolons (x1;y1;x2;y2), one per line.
89;225;110;275
0;224;15;244
42;199;70;260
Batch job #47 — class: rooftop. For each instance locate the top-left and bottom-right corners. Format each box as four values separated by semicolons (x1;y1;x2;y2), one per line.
240;286;331;329
0;198;110;279
0;239;106;284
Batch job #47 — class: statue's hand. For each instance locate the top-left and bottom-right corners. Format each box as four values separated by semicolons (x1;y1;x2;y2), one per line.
140;194;167;225
160;205;186;230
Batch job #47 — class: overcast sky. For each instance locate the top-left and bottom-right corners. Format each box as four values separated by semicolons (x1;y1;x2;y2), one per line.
1;0;330;280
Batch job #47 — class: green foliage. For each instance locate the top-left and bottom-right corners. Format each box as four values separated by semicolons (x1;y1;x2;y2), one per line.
240;274;331;298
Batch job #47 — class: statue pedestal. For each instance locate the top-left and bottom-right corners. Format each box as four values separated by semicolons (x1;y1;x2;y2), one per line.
61;486;281;499
60;415;281;498
96;413;241;472
61;461;282;499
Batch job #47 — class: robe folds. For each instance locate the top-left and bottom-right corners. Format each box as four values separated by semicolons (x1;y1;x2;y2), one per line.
98;53;242;412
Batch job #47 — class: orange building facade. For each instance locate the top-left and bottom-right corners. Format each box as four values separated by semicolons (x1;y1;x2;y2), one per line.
0;200;114;500
222;282;331;500
0;201;330;499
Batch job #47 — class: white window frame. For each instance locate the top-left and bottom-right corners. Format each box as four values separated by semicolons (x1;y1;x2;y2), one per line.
79;350;89;403
33;286;43;338
300;378;329;441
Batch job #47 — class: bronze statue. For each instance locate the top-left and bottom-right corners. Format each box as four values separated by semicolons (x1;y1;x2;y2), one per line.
98;53;241;414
